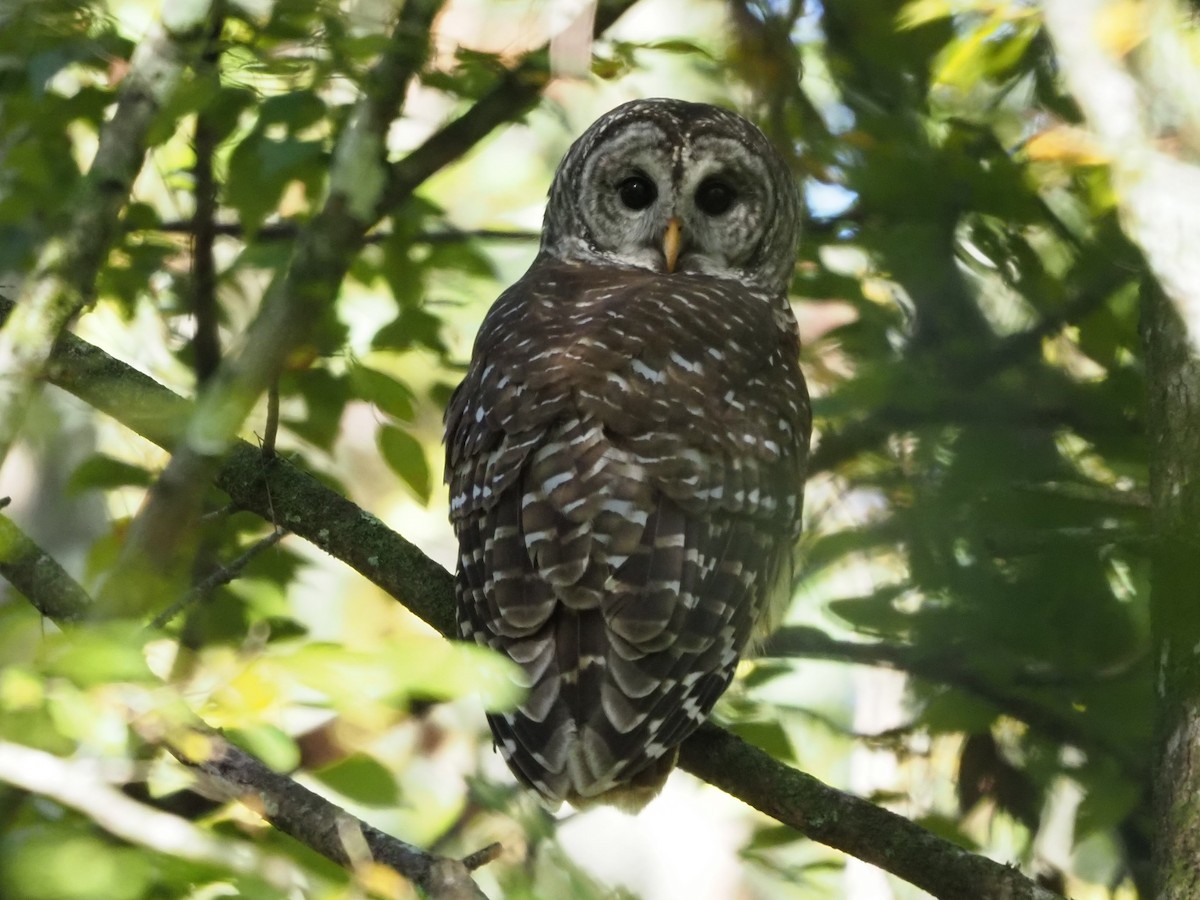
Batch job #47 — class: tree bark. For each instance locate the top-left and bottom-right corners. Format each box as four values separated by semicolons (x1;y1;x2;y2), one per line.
1144;284;1200;898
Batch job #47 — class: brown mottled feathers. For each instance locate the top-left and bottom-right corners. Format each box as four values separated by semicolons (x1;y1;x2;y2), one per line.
445;259;809;809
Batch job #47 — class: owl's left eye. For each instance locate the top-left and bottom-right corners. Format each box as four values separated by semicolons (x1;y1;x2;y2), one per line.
696;178;736;216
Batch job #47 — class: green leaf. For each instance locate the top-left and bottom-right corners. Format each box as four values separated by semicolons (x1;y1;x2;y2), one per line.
225;129;326;235
728;720;795;762
67;454;153;494
378;425;431;503
314;752;400;806
348;363;416;421
226;724;301;773
38;624;152;686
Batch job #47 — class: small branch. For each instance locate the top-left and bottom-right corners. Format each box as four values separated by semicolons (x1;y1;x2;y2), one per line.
0;4;212;470
262;382;280;459
149;527;287;629
810;285;1123;475
0;740;311;893
174;732;491;899
189;3;227;385
150;220;540;245
382;0;639;210
765;625;1143;777
24;307;1060;898
677;724;1065;900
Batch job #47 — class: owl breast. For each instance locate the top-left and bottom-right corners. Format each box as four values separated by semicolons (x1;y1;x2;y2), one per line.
445;258;809;809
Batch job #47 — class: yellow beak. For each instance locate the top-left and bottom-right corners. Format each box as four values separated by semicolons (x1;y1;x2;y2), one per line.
662;217;683;273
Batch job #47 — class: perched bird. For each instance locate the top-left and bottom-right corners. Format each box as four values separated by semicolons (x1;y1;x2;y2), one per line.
444;98;810;810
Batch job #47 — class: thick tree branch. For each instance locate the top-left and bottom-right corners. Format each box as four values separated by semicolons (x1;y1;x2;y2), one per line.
19;303;1063;899
678;724;1064;900
0;3;213;470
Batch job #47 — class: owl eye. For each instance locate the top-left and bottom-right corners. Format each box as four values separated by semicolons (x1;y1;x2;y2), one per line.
696;178;736;215
617;174;657;211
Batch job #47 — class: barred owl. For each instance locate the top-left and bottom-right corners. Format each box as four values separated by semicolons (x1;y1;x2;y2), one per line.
444;99;810;811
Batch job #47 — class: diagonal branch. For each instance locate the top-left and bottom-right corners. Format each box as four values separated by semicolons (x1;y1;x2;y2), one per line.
17;298;1064;900
678;725;1064;900
0;4;214;469
176;733;493;899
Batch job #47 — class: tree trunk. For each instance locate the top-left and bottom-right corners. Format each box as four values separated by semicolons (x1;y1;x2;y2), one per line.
1144;284;1200;897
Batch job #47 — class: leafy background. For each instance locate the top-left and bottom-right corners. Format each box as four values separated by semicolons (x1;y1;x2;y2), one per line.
0;0;1158;898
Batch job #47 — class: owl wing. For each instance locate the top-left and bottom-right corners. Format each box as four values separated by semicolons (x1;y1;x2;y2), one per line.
444;260;810;808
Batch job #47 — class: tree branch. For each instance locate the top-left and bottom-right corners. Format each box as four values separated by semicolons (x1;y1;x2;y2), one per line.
0;3;214;470
175;733;492;900
0;510;93;621
17;300;1064;899
765;625;1143;777
149;220;539;245
677;724;1065;900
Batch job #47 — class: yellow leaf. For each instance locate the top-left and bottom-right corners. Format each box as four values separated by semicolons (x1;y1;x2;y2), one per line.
861;278;896;305
1095;0;1147;57
897;0;953;30
175;729;218;764
1025;125;1109;165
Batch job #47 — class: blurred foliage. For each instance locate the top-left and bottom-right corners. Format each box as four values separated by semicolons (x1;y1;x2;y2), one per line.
0;0;1163;898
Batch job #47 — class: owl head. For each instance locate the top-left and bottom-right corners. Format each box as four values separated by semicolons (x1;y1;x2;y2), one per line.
540;98;801;296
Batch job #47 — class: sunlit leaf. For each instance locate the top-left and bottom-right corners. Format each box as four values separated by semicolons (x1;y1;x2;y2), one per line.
314;752;400;806
227;723;302;773
349;363;416;421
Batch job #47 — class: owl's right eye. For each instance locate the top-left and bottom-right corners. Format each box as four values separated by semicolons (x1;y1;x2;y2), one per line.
617;174;657;211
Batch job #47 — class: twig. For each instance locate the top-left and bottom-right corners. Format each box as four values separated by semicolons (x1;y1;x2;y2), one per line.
810;285;1125;475
764;625;1143;777
262;382;280;459
151;221;540;245
383;0;640;210
0;740;311;893
149;528;287;629
189;2;227;385
22;305;1063;899
0;4;212;470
